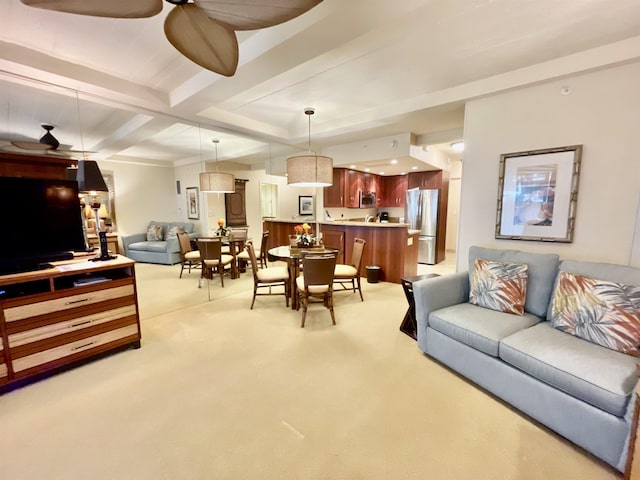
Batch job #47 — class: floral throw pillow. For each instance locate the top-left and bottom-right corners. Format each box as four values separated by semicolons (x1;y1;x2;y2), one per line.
469;259;528;316
146;224;164;242
165;225;184;239
550;271;640;355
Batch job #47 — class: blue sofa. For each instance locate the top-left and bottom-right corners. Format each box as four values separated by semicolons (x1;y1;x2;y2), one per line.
414;246;640;472
122;221;199;265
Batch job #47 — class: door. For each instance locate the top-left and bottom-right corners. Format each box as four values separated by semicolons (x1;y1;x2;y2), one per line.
225;179;247;226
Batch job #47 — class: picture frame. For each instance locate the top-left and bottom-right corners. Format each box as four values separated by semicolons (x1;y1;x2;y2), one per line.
495;145;582;243
186;186;199;220
298;195;314;216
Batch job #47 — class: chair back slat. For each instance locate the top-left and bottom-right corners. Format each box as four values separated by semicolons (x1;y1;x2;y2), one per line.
245;241;260;281
302;254;337;287
351;238;366;269
177;231;192;255
197;238;222;261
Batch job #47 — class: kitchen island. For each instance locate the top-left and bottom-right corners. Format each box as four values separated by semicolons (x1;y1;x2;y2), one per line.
262;219;418;284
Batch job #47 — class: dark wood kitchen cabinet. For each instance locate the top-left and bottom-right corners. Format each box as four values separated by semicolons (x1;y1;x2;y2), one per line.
345;169;362;208
380;175;408;207
324;168;347;207
408;170;442;190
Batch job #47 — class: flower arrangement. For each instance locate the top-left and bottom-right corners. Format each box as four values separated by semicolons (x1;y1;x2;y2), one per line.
294;223;316;247
215;218;230;236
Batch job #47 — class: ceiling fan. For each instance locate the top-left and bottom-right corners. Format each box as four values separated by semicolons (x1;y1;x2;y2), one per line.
20;0;323;77
2;124;92;158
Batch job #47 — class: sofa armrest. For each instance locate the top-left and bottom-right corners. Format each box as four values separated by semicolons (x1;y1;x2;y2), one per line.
165;236;180;253
414;271;470;331
121;233;146;251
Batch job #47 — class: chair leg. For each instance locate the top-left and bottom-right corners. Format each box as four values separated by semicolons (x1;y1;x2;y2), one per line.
328;292;336;325
251;284;257;309
179;262;185;278
301;294;308;328
285;281;289;307
356;276;363;301
219;265;225;287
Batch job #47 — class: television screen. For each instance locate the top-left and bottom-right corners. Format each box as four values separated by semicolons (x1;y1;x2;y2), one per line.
0;176;86;274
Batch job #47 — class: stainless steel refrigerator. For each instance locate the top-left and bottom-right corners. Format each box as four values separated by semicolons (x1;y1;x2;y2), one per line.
405;188;439;264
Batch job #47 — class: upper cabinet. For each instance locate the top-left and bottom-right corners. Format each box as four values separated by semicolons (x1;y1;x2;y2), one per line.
324;168;347;207
345;169;362;208
379;175;408;207
325;168;442;208
408;170;443;190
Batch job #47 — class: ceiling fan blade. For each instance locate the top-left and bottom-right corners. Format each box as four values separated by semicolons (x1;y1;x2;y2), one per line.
193;0;322;30
164;4;239;77
10;140;53;151
20;0;163;18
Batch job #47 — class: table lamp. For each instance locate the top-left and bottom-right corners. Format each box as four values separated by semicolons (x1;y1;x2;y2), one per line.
77;159;115;261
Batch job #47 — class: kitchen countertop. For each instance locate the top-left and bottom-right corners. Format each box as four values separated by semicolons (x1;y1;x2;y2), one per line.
263;218;417;232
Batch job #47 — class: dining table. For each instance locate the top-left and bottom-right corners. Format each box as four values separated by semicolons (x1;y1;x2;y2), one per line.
268;245;339;310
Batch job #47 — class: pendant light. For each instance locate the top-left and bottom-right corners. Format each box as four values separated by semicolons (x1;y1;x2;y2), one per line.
287;108;333;187
199;138;235;193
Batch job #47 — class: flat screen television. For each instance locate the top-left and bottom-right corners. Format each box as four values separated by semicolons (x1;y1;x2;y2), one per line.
0;176;86;275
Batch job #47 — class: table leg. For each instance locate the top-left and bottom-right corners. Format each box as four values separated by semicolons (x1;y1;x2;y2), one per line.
288;258;299;310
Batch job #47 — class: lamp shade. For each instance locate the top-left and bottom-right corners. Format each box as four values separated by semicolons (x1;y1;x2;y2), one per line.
199;172;236;193
77;160;108;193
287;155;333;187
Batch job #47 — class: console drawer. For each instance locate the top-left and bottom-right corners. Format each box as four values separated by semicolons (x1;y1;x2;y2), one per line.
8;305;137;348
12;324;139;373
0;362;7;383
4;284;134;322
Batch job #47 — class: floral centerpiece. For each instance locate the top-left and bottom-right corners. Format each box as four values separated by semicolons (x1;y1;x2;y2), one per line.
215;218;230;236
294;223;317;247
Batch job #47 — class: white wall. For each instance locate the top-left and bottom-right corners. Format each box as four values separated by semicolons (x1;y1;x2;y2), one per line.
99;160;177;237
458;61;640;268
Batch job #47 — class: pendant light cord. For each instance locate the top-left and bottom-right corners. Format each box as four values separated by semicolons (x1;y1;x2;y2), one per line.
76;90;87;159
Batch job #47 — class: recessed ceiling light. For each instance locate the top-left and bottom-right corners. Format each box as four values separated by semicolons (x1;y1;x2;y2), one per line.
350;164;356;169
364;168;370;172
411;166;418;170
451;141;464;152
390;159;398;165
379;171;385;175
400;172;406;175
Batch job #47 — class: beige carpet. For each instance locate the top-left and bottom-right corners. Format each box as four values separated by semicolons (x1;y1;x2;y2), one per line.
0;263;619;480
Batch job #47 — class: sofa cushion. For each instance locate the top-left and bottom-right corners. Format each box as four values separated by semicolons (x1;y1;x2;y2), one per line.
469;246;559;318
146;223;164;241
500;322;638;417
128;241;168;253
429;303;541;357
165;225;185;239
470;258;528;315
550;271;640;355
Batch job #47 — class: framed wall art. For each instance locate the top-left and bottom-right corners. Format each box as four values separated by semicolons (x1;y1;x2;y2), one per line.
298;195;314;215
186;186;199;220
495;145;582;242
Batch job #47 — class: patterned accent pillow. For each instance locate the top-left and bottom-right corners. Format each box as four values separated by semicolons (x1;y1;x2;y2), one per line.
469;258;528;316
146;224;164;242
165;225;185;239
550;271;640;355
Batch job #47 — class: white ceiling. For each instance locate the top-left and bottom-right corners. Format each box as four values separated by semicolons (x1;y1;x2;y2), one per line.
1;0;639;175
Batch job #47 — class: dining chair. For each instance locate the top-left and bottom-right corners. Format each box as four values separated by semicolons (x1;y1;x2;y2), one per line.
296;253;337;327
245;241;289;309
177;231;201;278
333;237;366;301
197;238;234;300
232;228;250;271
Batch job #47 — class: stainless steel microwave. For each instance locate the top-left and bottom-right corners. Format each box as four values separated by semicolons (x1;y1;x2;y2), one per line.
359;191;376;208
